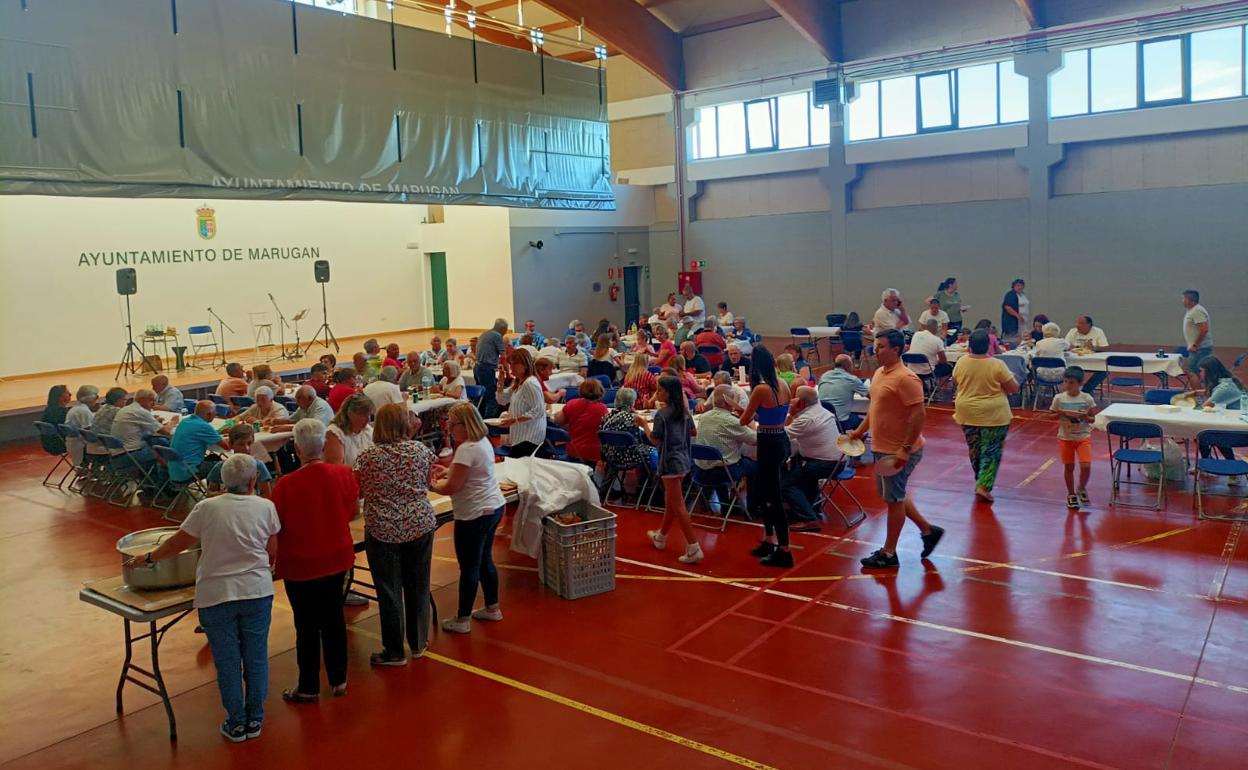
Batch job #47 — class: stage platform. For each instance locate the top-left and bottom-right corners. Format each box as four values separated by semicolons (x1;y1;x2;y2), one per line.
0;327;474;426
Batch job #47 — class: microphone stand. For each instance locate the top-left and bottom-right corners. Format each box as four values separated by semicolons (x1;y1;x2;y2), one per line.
206;307;234;370
267;293;298;362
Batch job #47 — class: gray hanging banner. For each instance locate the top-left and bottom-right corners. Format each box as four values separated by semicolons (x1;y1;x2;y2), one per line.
0;0;614;210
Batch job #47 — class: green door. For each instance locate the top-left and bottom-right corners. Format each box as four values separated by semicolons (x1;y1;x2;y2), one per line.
428;252;450;330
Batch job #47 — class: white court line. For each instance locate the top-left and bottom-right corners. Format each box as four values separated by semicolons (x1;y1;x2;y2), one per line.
617;556;1248;696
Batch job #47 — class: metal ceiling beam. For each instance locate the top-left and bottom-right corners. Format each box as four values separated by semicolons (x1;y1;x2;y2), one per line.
453;0;532;53
761;0;841;62
1014;0;1044;29
532;0;684;89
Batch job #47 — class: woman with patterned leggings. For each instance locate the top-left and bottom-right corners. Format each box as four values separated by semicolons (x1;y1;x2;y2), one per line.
951;329;1021;503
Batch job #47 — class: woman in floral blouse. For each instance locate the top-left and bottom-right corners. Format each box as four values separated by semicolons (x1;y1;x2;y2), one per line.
355;403;437;666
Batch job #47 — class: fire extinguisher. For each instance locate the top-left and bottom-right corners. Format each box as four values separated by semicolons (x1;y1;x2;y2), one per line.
608;283;620;302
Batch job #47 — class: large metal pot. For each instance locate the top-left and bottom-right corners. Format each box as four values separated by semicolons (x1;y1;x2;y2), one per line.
117;527;200;590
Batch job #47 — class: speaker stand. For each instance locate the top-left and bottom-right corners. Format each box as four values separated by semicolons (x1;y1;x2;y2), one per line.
304;282;339;356
115;294;144;380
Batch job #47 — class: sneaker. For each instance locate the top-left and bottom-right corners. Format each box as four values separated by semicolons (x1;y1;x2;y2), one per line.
920;525;945;559
471;607;503;622
647;529;667;550
245;721;262;740
1078;489;1091;505
370;651;408;667
750;540;776;558
220;722;247;743
860;549;900;569
1067;494;1080;509
677;544;704;564
343;592;370;607
759;548;794;568
411;646;426;660
440;617;471;634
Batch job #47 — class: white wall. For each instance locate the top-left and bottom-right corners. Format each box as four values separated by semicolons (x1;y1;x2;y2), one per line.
0;195;513;376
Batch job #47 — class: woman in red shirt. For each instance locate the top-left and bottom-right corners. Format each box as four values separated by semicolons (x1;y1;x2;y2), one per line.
652;324;678;369
554;379;610;465
326;368;357;413
271;419;360;702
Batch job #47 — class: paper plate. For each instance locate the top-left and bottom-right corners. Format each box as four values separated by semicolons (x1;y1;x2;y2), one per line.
873;455;905;477
836;435;866;457
1169;395;1197;408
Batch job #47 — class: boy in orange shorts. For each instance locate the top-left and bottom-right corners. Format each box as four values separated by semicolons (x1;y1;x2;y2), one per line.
1051;366;1099;509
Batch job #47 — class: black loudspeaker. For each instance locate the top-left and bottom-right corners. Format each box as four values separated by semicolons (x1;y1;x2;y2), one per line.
314;260;330;283
116;268;137;296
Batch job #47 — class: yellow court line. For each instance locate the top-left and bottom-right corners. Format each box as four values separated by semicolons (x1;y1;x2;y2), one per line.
1015;457;1056;488
331;617;778;770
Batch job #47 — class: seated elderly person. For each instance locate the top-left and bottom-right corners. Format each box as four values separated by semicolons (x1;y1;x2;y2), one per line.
215;362;249;399
522;319;546;348
235;386;290;425
1033;322;1070;383
383;343;402;371
205;424;274;496
698;371;748;413
534;357;565;405
327;368;358;413
307;363;333;399
151;375;185;413
905;319;948;376
399;354;433;391
363;366;404;410
169;400;229;483
816;355;869;425
694;385;757;482
554;379;610;466
432;360;467;399
268;385;335;430
781;386;844;531
675;316;698;348
694;320;727;369
92;386;129;441
420;336;448;367
719;342;752;379
65;385;100;466
1065;315;1111;394
246;364;281;398
680;341;712;374
352;352;377;383
517;334;540;359
555;336;588;376
727;318;754;355
111;387;179;483
598;388;650;476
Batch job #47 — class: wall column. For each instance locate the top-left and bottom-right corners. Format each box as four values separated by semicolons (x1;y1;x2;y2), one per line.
1012;49;1064;322
819;98;860;314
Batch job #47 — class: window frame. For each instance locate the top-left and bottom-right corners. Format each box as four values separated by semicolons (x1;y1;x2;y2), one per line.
744;98;778;153
690;90;833;160
917;69;956;133
1138;34;1189;107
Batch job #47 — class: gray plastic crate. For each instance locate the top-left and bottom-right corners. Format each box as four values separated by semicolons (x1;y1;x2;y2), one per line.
541;500;617;600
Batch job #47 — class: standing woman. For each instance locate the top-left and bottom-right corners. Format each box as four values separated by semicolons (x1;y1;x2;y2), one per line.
325;394;375;468
270;419;359;702
496;348;548;458
937;278;965;329
952;329;1021;503
1000;278;1029;346
740;346;793;567
430;402;508;632
354;404;437;665
124;454;279;742
637;376;703;564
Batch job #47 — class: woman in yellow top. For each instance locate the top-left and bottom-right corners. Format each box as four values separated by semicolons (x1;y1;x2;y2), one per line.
951;329;1021;503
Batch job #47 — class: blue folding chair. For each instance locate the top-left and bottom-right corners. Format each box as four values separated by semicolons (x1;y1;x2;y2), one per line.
97;434;156;507
275;396;297;411
1194;430;1248;520
647;366;662;375
1031;357;1068;410
544;425;571;461
1144;389;1186;405
75;428;113;497
55;424;93;492
208;394;228;406
591;374;612;391
816;460;867;528
465;384;485;410
563;386;581;402
33;422;73;489
1105;355;1146;401
182;398;198;414
602;388;618;407
187;324;219;365
151;445;209;520
229;395;255;410
696;344;721;360
789;327;821;364
597;430;652;508
214;403;232;419
487;423;510;458
1106;421;1165;509
687;444;749;531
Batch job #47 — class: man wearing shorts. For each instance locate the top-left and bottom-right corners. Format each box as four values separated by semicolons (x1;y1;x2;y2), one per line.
1181;290;1213;384
846;329;944;569
1051;366;1099;509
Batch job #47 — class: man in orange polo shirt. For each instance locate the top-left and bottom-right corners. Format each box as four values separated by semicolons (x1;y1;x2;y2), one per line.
846;329;944;569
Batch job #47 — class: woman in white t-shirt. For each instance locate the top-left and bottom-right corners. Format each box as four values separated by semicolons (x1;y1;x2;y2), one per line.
432;360;467;400
430;402;508;634
1033;322;1070;383
123;455;280;743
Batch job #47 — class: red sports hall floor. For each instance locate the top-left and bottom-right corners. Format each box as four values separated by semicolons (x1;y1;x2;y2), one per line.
2;406;1246;769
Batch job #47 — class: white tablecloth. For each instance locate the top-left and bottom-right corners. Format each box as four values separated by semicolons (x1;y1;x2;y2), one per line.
804;326;841;336
1066;352;1185;377
1093;404;1248;440
547;371;584;391
407;396;457;415
945;349;1030;382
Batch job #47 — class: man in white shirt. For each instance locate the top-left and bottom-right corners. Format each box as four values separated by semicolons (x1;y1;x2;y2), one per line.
420;336;448;367
917;297;950;338
363;366;404;410
781;387;843;530
1065;315;1111;394
1181;289;1213;382
698;371;748;413
270;385;335;430
151;375;185;413
693;386;757;479
555;336;588;376
658;293;681;322
679;284;706;327
872;288;910;333
112;387;178;477
905;320;948;376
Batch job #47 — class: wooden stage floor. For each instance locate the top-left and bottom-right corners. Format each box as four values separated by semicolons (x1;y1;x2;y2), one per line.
0;328;477;414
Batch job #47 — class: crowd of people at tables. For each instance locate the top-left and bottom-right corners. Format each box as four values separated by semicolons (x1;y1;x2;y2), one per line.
34;280;1244;742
